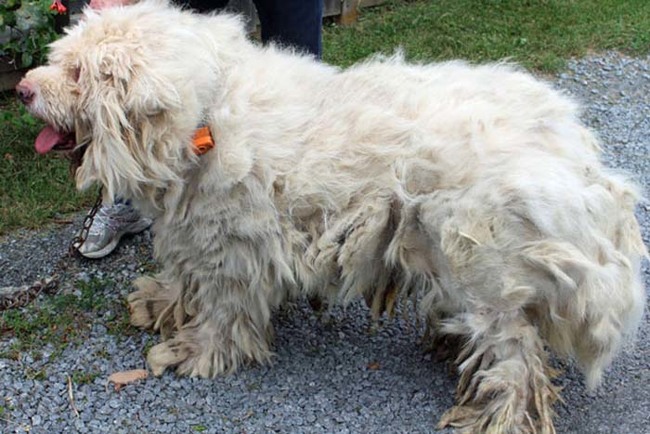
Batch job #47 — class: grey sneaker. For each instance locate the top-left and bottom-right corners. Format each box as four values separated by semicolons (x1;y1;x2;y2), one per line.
75;202;152;259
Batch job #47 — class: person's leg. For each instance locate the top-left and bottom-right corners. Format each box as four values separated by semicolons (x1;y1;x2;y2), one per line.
176;0;229;13
252;0;323;58
175;0;323;57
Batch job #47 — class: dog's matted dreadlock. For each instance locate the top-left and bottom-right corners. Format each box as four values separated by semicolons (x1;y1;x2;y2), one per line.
18;1;647;432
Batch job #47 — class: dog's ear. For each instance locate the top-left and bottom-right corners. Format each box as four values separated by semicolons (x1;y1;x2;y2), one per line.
78;41;180;116
74;41;181;199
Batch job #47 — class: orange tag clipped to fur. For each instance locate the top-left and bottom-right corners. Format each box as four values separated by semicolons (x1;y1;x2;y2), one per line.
192;126;215;155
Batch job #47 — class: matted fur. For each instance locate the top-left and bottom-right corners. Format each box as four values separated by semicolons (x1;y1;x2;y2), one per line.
21;1;647;432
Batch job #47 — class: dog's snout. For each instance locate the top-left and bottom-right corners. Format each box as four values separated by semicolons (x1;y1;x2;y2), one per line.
15;80;35;105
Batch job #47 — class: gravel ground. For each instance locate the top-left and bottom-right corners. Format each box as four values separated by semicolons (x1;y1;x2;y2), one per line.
1;52;649;434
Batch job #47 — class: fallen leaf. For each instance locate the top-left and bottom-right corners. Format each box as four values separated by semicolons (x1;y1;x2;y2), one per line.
4;153;13;161
108;369;148;390
367;361;381;370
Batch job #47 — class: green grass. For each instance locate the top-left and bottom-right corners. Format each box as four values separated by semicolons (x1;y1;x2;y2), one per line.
323;0;650;70
0;278;135;361
71;369;101;385
0;98;96;234
2;0;650;234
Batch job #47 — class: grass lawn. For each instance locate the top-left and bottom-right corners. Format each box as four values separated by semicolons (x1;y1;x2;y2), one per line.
2;0;650;234
0;99;96;234
324;0;650;70
0;277;136;369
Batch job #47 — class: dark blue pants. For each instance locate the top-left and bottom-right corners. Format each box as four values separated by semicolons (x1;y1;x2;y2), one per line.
179;0;323;58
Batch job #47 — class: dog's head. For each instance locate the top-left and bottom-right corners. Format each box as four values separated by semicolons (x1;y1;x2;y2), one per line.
16;0;246;201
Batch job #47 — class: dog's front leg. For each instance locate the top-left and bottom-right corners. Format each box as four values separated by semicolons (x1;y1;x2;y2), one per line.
145;273;276;378
131;170;293;378
128;273;181;334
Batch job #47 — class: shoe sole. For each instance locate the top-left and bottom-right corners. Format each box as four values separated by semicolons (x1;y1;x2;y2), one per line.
78;219;152;259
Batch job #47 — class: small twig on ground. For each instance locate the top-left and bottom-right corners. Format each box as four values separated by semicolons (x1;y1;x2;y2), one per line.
0;416;19;425
67;375;80;418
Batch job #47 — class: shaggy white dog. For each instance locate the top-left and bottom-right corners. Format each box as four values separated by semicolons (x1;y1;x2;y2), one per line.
17;1;647;432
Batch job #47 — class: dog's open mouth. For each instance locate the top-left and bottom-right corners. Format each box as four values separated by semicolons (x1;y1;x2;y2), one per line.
35;125;88;174
35;125;76;154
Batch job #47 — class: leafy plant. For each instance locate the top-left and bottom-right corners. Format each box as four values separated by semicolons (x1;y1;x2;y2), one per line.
0;0;66;68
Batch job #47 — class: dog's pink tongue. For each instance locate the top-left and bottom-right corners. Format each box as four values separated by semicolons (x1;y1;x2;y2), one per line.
35;125;65;154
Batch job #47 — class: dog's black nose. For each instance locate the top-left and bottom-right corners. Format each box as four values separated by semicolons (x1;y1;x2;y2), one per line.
15;80;34;105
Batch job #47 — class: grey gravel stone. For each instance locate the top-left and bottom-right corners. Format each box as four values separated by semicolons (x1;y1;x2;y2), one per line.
1;52;649;434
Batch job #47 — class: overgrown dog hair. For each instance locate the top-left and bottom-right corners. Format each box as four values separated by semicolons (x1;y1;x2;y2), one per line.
22;1;647;432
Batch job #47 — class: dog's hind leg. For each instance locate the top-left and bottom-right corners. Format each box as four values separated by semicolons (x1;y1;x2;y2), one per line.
437;310;560;434
405;195;562;433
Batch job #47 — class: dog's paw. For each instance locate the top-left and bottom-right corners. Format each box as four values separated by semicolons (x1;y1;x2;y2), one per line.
437;405;485;433
146;336;250;378
147;339;194;377
146;319;275;378
437;359;560;434
127;296;158;330
438;405;515;434
437;311;562;434
127;276;175;330
438;403;556;434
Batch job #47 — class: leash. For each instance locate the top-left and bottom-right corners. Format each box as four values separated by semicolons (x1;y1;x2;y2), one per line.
68;187;104;257
0;188;103;312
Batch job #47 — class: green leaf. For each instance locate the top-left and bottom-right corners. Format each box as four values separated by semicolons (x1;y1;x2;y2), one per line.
21;50;33;67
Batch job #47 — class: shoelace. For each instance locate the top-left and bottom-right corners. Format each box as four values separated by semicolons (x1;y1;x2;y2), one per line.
88;205;138;235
